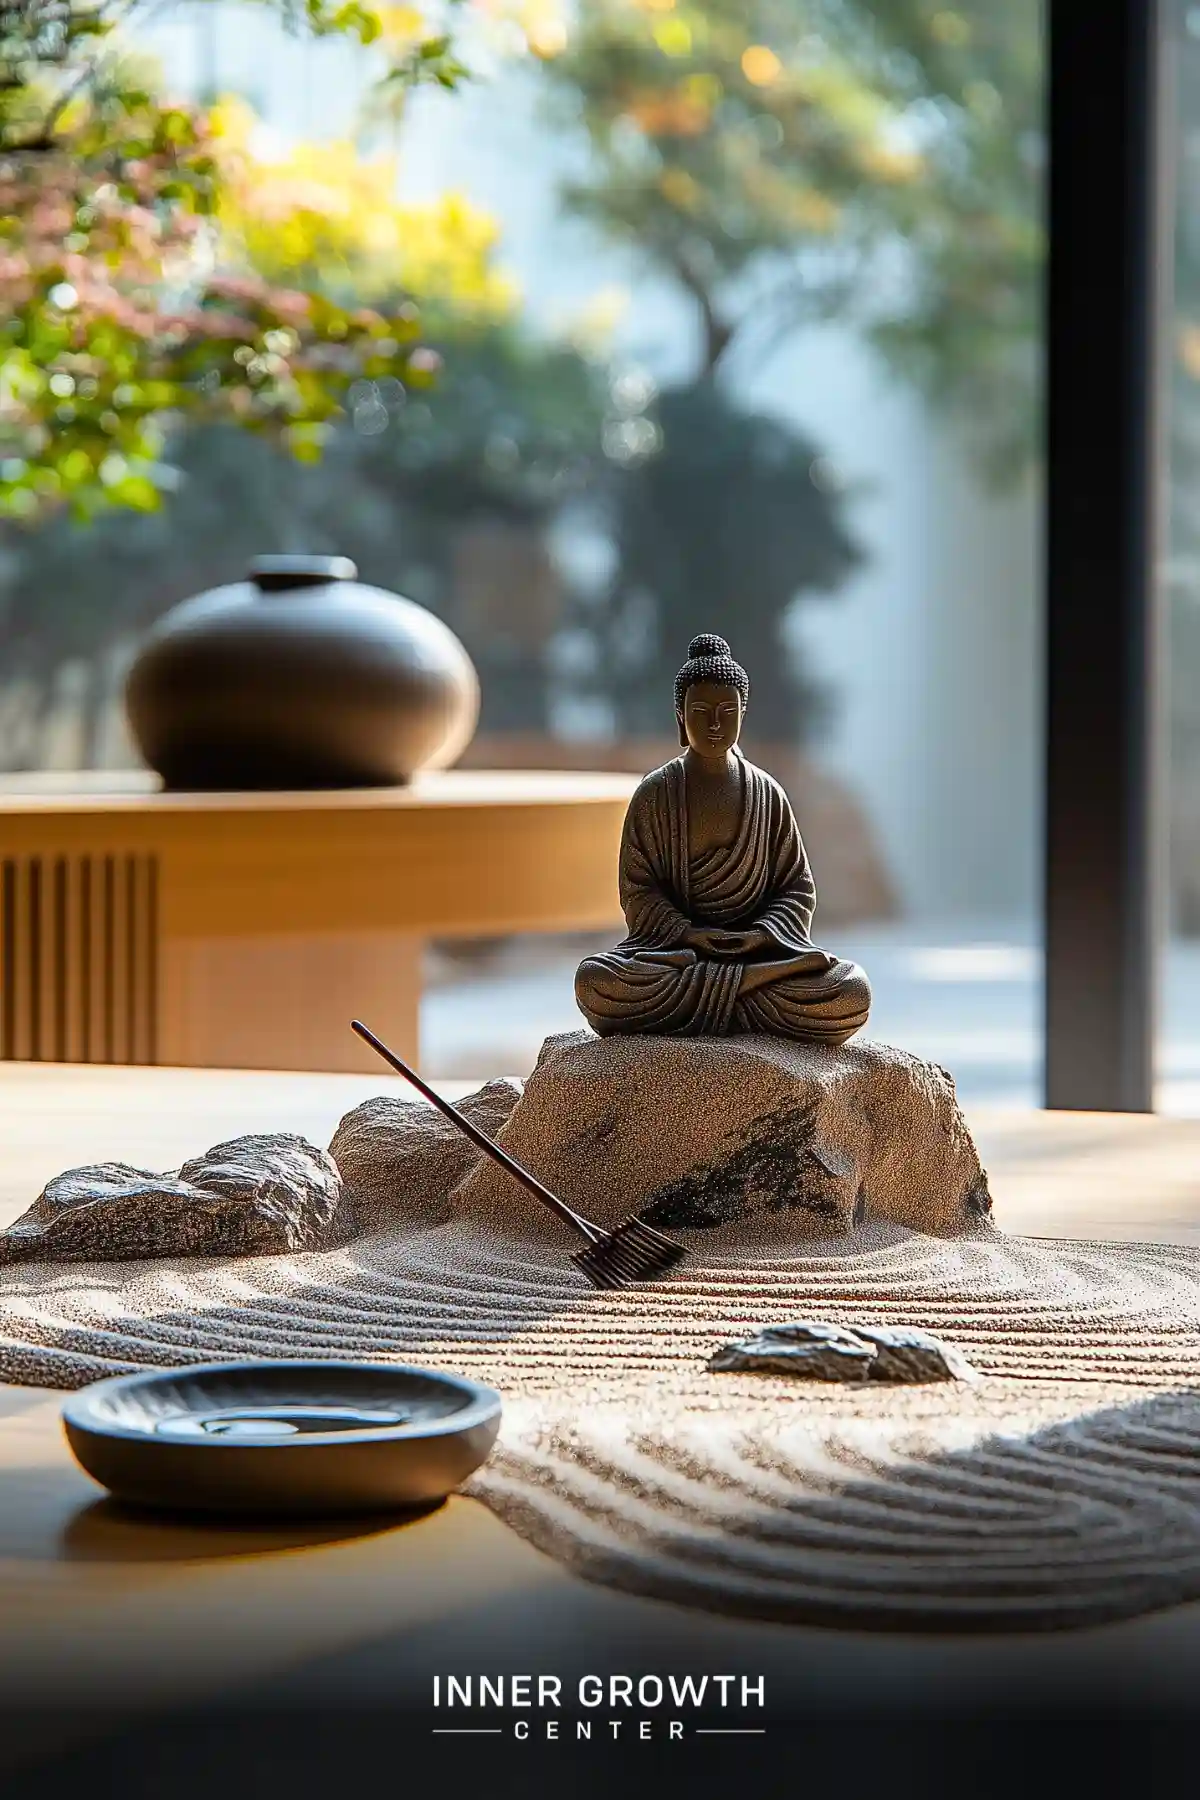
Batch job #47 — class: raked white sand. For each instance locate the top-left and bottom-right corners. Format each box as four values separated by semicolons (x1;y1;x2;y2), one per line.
4;1197;1200;1632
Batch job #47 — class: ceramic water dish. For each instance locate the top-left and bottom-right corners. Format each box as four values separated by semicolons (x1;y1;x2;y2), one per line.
62;1360;502;1516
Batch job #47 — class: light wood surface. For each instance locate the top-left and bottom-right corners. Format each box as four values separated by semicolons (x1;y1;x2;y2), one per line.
0;770;633;1074
7;1060;1200;1240
159;930;423;1070
4;1065;1200;1772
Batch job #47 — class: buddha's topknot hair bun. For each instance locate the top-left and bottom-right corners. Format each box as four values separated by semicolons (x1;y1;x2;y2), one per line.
674;633;750;713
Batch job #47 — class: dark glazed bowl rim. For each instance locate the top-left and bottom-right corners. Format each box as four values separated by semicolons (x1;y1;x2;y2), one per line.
62;1359;503;1450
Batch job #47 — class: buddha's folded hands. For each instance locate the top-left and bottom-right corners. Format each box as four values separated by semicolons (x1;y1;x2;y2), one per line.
630;947;697;968
685;925;775;959
681;926;737;958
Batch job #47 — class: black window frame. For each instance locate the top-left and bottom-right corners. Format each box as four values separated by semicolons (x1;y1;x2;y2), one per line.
1044;0;1173;1109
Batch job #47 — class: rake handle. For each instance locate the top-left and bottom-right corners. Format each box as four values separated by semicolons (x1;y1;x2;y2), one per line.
350;1021;603;1244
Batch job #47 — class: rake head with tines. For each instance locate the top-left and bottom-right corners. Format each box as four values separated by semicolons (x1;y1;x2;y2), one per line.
351;1021;689;1291
571;1217;687;1289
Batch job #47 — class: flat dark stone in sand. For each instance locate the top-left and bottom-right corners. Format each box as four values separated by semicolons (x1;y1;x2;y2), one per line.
0;1134;341;1265
850;1323;979;1383
708;1322;877;1381
708;1321;978;1384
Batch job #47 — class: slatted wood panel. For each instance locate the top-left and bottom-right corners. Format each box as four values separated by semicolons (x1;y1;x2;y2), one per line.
0;771;633;1072
0;855;158;1064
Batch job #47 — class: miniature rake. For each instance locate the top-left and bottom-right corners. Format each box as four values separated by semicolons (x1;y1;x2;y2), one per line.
351;1020;687;1290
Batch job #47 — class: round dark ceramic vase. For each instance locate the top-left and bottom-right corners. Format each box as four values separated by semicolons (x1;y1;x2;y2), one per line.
124;555;480;790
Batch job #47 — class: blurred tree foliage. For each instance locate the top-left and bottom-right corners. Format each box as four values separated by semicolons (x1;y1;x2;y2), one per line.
587;378;860;739
522;0;1036;737
0;0;1045;765
211;97;515;317
516;0;1042;739
0;99;612;754
0;0;466;520
538;0;1042;476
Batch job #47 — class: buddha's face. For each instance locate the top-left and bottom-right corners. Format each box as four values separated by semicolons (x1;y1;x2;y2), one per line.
678;680;744;757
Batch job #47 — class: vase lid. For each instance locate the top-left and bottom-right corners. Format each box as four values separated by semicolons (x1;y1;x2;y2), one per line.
249;555;358;592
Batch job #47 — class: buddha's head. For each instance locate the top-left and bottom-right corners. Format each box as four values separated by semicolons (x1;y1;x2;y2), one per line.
675;634;749;756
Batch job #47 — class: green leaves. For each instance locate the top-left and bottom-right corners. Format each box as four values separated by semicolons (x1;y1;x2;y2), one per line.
0;0;472;520
381;32;469;91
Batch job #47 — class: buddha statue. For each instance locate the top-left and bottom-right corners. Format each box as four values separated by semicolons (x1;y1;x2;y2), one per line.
575;635;871;1045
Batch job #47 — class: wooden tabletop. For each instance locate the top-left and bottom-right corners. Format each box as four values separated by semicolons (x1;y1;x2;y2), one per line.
0;770;636;1076
0;765;636;938
4;1064;1200;1782
0;767;639;815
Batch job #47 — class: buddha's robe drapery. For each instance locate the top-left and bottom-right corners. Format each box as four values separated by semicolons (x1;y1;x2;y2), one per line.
575;757;871;1044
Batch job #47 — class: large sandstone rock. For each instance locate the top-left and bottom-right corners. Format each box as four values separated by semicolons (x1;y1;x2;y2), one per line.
330;1078;523;1230
0;1134;341;1265
450;1031;992;1244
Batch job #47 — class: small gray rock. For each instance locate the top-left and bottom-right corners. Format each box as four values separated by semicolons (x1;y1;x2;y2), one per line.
330;1078;523;1231
708;1320;979;1384
179;1133;342;1251
707;1322;878;1381
0;1134;341;1266
850;1323;979;1384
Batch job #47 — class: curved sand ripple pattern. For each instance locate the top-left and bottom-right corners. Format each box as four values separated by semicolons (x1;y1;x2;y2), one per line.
481;1388;1200;1631
3;1219;1200;1628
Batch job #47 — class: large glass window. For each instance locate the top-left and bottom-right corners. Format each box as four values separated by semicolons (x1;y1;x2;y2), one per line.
0;0;1044;1088
1166;0;1200;1112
